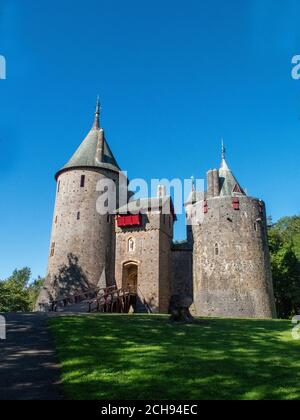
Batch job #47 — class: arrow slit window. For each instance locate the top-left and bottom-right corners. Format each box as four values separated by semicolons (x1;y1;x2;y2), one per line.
215;243;219;256
128;238;135;253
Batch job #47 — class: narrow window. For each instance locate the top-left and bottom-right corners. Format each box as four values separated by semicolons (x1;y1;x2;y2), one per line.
128;238;135;253
77;212;80;220
50;242;55;257
55;216;58;224
254;222;258;231
215;243;219;256
80;175;85;188
107;214;110;223
57;181;60;193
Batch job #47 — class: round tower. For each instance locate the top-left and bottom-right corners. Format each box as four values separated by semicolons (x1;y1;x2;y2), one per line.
192;143;276;319
38;99;122;307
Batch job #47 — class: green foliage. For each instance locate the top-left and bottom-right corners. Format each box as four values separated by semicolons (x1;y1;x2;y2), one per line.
268;216;300;319
271;216;300;260
27;277;45;311
0;268;44;313
0;268;31;312
49;315;300;400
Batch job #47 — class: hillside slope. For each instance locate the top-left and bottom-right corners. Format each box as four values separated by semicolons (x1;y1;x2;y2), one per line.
49;314;300;400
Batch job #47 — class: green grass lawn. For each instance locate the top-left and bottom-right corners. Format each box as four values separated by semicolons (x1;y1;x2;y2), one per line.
48;315;300;400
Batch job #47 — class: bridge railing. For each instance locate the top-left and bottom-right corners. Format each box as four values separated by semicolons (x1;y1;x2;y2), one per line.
47;285;118;312
88;287;135;313
43;284;141;314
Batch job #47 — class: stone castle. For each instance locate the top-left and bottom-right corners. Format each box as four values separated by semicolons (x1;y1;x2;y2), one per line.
37;100;276;318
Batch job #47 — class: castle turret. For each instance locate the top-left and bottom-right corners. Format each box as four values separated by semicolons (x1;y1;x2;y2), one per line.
37;99;122;307
192;142;276;319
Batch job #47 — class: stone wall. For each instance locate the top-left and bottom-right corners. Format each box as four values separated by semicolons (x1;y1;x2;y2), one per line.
192;195;276;319
159;227;172;312
41;167;119;302
115;212;173;313
171;244;193;298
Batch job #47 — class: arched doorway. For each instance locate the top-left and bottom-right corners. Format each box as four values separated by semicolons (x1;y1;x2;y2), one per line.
122;262;138;294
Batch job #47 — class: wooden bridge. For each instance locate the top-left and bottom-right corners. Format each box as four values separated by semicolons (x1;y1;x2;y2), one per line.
88;286;135;313
49;285;136;314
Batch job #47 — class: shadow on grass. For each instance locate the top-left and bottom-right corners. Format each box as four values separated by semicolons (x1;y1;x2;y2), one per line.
48;315;300;400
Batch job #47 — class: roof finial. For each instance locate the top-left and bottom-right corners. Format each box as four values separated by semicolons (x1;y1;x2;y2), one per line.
93;95;101;129
220;138;230;171
191;176;195;191
221;138;226;161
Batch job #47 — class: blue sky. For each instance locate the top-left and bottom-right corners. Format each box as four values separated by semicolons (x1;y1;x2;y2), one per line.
0;0;299;280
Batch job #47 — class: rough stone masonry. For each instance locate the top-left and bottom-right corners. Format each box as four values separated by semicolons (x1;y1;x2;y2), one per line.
37;101;276;319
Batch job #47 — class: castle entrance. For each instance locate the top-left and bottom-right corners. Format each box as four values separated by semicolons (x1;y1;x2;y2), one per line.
122;262;138;294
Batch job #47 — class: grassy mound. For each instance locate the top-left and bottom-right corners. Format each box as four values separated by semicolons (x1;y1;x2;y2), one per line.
48;315;300;400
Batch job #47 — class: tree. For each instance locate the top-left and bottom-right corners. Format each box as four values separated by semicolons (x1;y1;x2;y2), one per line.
27;277;44;311
0;268;44;313
0;268;31;312
268;216;300;319
271;216;300;259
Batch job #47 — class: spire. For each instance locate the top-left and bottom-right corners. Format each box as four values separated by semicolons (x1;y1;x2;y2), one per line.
218;140;246;196
185;176;199;205
221;138;225;160
93;95;101;129
56;97;121;178
220;138;229;170
191;176;195;191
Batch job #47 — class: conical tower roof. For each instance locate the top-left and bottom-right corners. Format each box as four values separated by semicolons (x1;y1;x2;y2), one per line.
56;98;120;179
219;140;245;196
185;176;205;205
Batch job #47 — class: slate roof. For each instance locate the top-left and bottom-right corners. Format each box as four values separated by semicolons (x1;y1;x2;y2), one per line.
117;197;177;220
185;190;205;205
56;101;120;177
219;158;245;197
61;127;120;173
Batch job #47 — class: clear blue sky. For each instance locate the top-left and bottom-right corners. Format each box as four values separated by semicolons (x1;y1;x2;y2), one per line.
0;0;299;281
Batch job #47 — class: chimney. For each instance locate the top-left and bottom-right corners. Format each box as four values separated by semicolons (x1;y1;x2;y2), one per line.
207;170;214;198
157;185;167;199
212;169;220;197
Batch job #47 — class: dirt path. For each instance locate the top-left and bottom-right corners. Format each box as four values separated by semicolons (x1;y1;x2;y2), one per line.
0;313;63;400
